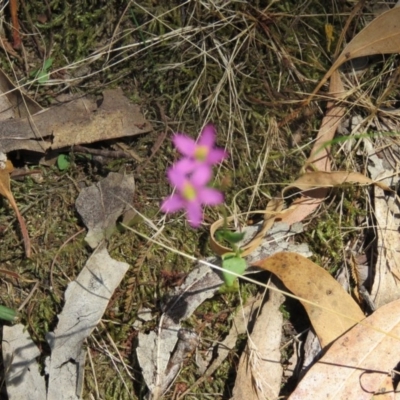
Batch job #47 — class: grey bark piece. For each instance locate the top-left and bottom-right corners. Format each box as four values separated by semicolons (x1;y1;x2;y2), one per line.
76;172;135;249
137;261;224;397
232;282;285;400
2;324;46;400
46;246;129;400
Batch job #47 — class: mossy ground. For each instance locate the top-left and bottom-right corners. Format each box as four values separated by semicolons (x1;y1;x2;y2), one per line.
0;1;399;398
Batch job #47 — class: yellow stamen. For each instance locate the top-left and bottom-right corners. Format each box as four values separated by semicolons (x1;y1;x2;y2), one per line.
183;182;196;200
194;145;208;161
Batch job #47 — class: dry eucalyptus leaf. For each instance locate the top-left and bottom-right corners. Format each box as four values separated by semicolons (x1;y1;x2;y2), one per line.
306;70;345;173
2;324;46;400
332;6;400;73
76;172;135;249
253;252;365;348
312;6;400;102
280;71;345;225
290;298;400;400
46;246;129;400
280;169;392;225
283;170;391;194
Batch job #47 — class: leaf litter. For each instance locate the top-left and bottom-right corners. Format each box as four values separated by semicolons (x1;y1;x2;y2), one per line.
1;1;400;399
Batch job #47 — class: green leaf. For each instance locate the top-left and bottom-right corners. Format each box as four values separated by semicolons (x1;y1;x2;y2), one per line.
215;229;246;249
0;304;18;322
29;58;53;84
57;154;71;171
43;58;53;71
221;256;247;287
37;71;50;84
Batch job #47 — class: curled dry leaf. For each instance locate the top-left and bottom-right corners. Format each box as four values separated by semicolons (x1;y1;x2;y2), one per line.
290;298;400;400
253;252;365;348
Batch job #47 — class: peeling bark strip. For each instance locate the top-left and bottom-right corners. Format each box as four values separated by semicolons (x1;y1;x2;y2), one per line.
0;88;152;153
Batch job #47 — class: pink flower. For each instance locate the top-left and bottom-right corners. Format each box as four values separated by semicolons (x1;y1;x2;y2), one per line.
161;163;224;227
173;124;227;167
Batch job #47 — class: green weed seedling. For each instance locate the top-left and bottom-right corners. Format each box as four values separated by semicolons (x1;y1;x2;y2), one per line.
30;58;53;85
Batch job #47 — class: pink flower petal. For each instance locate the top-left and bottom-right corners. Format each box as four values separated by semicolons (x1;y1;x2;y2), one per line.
207;148;228;164
173;134;196;157
186;201;203;227
161;194;185;213
191;164;212;187
173;158;196;174
198;187;224;205
198;124;216;147
167;166;187;189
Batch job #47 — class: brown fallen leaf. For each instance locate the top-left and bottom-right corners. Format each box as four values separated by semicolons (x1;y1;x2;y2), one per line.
289;298;400;400
253;252;365;348
0;160;31;258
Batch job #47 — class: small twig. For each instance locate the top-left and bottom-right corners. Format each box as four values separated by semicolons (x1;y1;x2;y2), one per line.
50;228;86;294
135;102;169;174
18;280;39;312
9;0;21;49
72;145;138;160
10;168;42;179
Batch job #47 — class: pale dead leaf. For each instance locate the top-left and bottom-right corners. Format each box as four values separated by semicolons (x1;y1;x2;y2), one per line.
232;281;284;400
289;298;400;400
253;252;365;348
46;246;129;400
76;172;135;249
210;197;284;257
